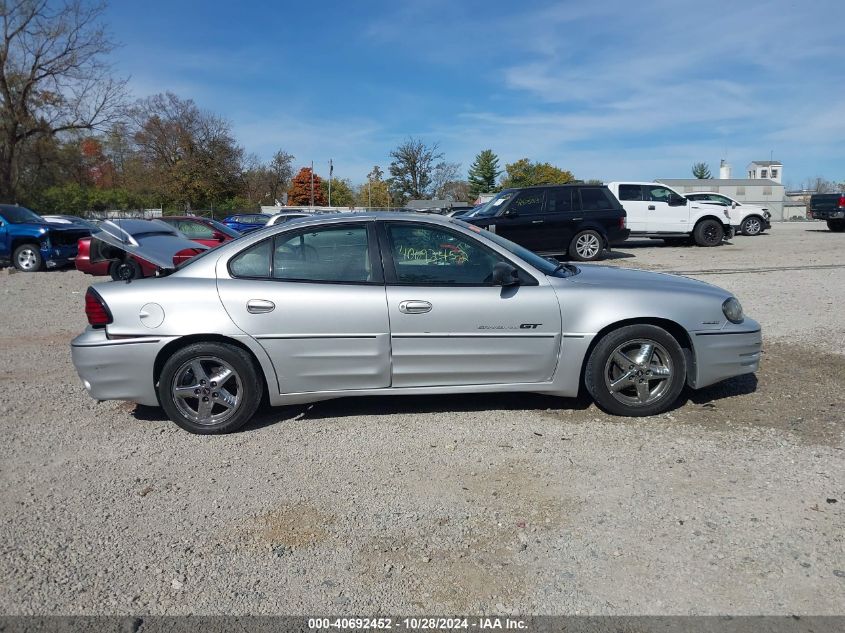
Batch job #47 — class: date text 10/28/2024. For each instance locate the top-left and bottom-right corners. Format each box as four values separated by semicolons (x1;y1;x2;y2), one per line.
308;618;527;630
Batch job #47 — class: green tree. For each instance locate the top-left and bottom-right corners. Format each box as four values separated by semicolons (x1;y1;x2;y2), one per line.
467;149;501;200
356;166;390;208
320;177;355;207
692;162;712;179
500;158;575;188
388;137;444;201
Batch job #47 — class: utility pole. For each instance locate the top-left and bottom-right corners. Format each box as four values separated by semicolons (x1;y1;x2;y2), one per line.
310;160;314;207
328;159;333;207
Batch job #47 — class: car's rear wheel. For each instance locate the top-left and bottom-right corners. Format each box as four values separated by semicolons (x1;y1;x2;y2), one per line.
569;230;604;261
741;215;764;236
109;259;143;281
584;324;687;417
13;244;42;272
827;219;845;232
158;342;263;434
693;219;724;246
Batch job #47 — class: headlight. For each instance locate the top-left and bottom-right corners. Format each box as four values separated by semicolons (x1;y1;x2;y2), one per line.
722;297;744;323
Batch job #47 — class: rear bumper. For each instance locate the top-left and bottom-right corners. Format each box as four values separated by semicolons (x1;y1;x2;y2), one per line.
70;328;171;406
810;210;845;220
690;320;762;389
607;228;630;246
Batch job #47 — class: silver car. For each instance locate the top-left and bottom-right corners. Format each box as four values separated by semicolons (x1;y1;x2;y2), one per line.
71;213;761;434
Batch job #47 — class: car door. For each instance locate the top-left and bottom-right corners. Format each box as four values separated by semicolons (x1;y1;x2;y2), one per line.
0;215;8;260
616;184;649;232
487;189;547;251
216;221;391;394
537;186;576;253
643;184;688;232
379;220;562;388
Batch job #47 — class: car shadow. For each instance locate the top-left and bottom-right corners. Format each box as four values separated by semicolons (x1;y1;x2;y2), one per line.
676;373;759;407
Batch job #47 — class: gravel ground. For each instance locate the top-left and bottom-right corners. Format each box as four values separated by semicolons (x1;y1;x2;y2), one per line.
0;221;843;615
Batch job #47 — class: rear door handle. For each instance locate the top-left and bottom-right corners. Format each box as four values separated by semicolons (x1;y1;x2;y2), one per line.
247;299;275;314
531;220;544;224
399;300;432;314
571;217;583;221
648;205;656;210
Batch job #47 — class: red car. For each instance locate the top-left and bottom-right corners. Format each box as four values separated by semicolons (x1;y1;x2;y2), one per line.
76;216;240;280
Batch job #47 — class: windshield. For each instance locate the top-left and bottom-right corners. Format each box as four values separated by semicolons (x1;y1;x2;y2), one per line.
453;220;578;277
464;191;516;218
0;205;43;224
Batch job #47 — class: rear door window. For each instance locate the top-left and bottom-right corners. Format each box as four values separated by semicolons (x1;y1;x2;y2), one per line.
618;185;643;201
546;188;573;213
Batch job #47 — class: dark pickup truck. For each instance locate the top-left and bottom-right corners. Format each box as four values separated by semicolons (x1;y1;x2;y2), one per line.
808;193;845;232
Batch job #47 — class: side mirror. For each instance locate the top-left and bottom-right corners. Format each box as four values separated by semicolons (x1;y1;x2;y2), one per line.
212;230;227;242
668;194;686;206
492;262;519;286
502;207;518;218
732;202;737;209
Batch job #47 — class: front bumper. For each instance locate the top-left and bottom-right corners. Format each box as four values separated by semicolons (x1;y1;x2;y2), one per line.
41;244;78;268
690;319;762;389
724;224;735;240
71;328;171;406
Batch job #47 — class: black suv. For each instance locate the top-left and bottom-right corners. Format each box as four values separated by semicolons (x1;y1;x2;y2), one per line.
460;184;629;261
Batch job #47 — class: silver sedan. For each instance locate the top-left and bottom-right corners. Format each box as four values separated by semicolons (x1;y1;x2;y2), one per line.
71;213;761;434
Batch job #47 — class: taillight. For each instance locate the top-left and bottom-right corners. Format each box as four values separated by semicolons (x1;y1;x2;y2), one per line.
620;215;627;229
172;248;204;266
838;195;845;208
85;287;112;328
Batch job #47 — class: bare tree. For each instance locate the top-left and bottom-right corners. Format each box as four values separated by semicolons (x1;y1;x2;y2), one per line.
388;137;444;200
431;161;461;198
0;0;127;199
269;149;294;204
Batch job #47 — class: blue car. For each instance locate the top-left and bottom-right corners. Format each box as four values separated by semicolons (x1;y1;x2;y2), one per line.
222;213;272;234
0;204;92;271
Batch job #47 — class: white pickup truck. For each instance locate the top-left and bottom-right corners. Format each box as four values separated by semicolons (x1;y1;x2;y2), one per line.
606;182;733;246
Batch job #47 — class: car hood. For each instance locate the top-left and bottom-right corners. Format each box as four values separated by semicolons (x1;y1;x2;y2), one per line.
91;219;208;270
561;264;730;298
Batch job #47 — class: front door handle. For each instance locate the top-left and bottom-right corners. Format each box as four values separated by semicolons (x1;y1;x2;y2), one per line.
247;299;275;314
531;220;544;224
399;300;432;314
648;205;656;210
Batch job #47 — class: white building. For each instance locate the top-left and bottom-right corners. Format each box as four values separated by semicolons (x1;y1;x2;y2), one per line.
746;160;782;183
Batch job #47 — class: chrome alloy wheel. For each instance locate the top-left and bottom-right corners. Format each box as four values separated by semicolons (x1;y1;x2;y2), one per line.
171;356;242;425
16;247;38;270
742;217;762;235
575;233;601;259
603;338;674;407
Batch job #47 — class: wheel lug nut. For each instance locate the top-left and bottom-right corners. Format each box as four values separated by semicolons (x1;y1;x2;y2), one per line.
212;392;218;398
202;396;209;402
194;388;200;395
211;381;217;387
200;379;206;385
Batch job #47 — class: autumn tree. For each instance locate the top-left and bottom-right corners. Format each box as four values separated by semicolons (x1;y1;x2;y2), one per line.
692;162;712;179
467;149;501;200
287;166;325;205
388;137;444;201
500;158;575;188
0;0;127;199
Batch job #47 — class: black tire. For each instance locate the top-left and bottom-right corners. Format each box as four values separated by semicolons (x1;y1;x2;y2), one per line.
109;258;143;281
584;324;687;417
158;342;263;434
693;219;724;247
12;243;43;272
827;219;845;232
568;230;604;261
740;215;764;236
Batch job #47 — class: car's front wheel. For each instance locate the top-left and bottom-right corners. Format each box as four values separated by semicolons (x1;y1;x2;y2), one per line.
740;215;764;236
158;342;263;434
584;324;687;417
693;219;724;246
13;244;43;272
827;219;845;232
569;230;604;261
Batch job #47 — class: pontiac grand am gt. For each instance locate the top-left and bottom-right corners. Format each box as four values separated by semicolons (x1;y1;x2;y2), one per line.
71;213;761;434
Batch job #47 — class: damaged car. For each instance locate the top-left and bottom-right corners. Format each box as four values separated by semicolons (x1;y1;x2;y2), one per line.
0;204;91;271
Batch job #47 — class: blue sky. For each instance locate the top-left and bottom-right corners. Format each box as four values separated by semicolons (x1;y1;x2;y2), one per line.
106;0;845;188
